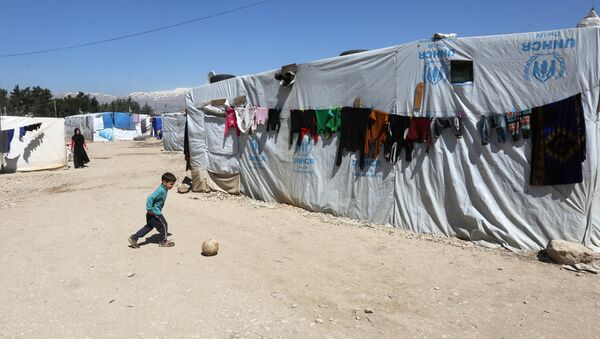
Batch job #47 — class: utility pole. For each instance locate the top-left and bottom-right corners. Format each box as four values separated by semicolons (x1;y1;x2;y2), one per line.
54;100;57;117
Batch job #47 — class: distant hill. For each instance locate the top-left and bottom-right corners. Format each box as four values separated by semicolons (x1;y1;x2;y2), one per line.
56;87;189;113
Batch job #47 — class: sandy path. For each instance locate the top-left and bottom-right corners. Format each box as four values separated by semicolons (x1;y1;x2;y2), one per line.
1;140;598;338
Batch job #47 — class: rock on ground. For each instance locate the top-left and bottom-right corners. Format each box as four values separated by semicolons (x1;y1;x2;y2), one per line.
546;239;594;265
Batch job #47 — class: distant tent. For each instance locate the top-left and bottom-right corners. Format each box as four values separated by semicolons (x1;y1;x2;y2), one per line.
64;114;95;143
67;112;153;142
162;112;186;151
577;8;600;27
1;116;67;172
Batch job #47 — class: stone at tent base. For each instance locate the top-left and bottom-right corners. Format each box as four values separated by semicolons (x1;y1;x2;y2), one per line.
202;239;219;256
546;239;594;265
177;183;191;194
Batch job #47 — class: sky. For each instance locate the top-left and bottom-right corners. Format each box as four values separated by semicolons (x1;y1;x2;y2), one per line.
0;0;596;96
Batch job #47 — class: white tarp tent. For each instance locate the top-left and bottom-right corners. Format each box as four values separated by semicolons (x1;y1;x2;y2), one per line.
162;112;186;151
65;112;153;142
111;112;152;141
1;116;67;172
64;114;95;143
185;27;600;251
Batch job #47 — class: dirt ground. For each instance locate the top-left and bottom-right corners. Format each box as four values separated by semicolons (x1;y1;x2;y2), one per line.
1;140;599;338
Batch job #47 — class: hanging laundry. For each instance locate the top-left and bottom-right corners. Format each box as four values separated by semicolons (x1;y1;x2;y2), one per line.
506;110;531;141
225;107;240;136
1;129;14;153
22;123;42;133
19;123;43;141
520;109;531;139
433;117;463;139
364;110;389;158
480;114;507;145
336;107;371;169
289;109;317;146
267;108;281;132
406;117;433;156
530;94;586;186
253;107;269;132
384;115;411;163
315;107;342;140
235;106;256;134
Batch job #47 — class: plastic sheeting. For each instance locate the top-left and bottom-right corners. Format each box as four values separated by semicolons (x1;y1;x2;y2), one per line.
162;112;186;151
185;27;600;251
1;117;67;172
97;129;114;141
114;112;135;130
102;113;113;129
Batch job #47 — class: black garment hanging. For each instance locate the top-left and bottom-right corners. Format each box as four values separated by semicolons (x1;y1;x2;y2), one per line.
384;115;412;163
289;109;317;146
335;107;371;169
267;108;281;132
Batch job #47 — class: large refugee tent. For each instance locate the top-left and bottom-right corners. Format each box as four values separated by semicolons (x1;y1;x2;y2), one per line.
185;26;600;251
1;116;67;172
162;112;186;151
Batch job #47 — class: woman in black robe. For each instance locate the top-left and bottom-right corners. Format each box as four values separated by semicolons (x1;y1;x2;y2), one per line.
70;128;90;168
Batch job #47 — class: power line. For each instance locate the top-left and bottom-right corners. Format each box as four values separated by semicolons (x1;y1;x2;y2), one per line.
512;0;591;33
0;0;273;58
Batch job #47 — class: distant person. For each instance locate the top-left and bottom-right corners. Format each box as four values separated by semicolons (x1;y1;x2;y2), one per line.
128;172;177;248
70;128;90;169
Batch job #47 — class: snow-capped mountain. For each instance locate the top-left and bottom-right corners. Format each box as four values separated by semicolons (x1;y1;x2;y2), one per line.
56;87;190;113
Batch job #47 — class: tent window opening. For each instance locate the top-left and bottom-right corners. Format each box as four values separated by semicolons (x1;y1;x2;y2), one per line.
450;60;473;84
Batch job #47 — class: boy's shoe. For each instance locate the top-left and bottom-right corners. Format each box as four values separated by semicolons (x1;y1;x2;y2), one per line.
159;240;175;247
128;236;139;248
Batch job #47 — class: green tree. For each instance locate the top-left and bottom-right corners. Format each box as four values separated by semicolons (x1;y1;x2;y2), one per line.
140;103;153;115
30;86;53;117
8;85;25;115
0;88;8;113
56;92;105;116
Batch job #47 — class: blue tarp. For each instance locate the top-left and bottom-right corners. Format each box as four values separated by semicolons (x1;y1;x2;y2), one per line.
114;112;134;130
98;129;114;141
101;113;113;129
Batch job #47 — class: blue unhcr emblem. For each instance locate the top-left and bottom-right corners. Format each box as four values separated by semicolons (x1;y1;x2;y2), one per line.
296;135;312;155
523;52;565;83
250;138;261;153
422;60;449;85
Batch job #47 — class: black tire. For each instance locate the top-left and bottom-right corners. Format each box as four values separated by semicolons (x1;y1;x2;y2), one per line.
210;74;236;83
339;49;368;56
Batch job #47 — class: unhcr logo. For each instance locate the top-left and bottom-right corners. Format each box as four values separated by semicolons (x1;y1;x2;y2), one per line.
250;138;260;152
248;138;265;164
523;52;565;83
422;60;449;85
293;136;315;173
296;135;312;155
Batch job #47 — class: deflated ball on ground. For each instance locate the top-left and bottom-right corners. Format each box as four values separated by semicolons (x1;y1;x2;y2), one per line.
202;239;219;256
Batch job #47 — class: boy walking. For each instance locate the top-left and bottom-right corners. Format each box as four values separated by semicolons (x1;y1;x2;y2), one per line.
128;172;177;248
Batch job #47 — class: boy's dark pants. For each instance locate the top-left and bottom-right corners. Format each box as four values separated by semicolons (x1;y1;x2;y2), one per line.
132;213;168;242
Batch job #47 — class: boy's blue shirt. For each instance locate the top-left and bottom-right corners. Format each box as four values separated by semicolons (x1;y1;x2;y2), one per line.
146;183;168;215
